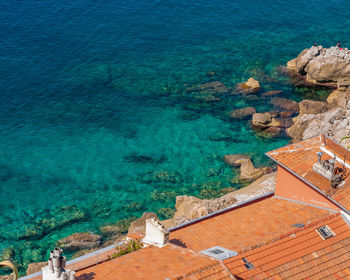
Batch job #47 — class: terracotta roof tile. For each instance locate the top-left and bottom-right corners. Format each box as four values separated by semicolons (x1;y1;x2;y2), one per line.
169;196;332;253
224;214;350;279
75;244;215;280
266;135;350;209
174;262;235;280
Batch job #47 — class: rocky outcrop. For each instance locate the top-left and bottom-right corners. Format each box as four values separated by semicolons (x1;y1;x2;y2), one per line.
234;158;273;181
287;46;350;85
162;172;276;228
229;107;256;119
57;232;102;251
327;90;350;108
235;78;261;94
223;154;250;166
223;154;273;181
26;262;48;275
128;212;158;235
299;100;329;115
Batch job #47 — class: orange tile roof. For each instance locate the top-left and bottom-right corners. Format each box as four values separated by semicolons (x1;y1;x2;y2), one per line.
224;213;350;279
174;262;235;280
75;243;215;280
169;196;333;253
266;135;350;207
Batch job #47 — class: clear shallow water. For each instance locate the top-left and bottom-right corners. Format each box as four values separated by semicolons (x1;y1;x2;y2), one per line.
1;0;350;272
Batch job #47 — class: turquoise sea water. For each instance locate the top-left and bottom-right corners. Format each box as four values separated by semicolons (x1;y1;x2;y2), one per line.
1;0;350;273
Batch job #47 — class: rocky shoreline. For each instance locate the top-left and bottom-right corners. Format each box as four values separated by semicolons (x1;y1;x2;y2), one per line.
7;45;350;277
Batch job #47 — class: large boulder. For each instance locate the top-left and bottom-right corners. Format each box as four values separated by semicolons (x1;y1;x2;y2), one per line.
223;154;250;167
128;212;158;235
229;107;256;119
299;100;329;115
235;78;261;94
287;46;350;85
234;158;273;181
271;97;299;114
327;90;350;109
252;112;272;128
57;232;102;251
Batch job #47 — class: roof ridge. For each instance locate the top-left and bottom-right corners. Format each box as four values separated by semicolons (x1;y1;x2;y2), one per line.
273;195;339;213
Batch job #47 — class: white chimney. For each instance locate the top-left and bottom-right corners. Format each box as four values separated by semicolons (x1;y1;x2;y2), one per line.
142;218;169;247
42;247;76;280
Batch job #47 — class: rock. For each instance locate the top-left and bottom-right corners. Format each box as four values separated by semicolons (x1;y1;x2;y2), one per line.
57;232;102;251
164;172;277;228
271;97;300;114
252;112;272;128
234;158;273;181
229;107;256;119
186;81;229;94
259;127;284;138
128;212;158;235
299;100;329;115
287;46;350;85
206;71;216;77
327;90;350;108
26;262;48;275
223;154;251;167
287;107;349;142
235;78;261;94
262;90;282;97
172;193;237;222
100;225;124;237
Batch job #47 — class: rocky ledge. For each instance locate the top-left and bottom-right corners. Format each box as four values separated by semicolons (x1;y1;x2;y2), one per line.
287;45;350;87
286;47;350;146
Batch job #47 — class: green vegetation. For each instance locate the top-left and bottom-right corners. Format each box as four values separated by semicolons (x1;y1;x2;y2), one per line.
108;240;143;259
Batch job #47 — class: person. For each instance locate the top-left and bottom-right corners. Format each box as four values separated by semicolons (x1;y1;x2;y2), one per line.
336;42;343;50
313;42;317;47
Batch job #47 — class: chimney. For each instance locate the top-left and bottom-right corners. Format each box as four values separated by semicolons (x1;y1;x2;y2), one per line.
42;247;76;280
142;218;169;247
313;152;335;181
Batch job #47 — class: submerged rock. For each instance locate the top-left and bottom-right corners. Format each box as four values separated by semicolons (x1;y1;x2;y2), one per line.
271;97;300;114
229;107;256;119
57;232;102;251
223;154;250;167
186;81;229;94
262;90;282;97
235;78;261;95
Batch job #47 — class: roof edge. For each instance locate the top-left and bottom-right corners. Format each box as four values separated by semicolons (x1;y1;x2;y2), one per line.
265;152;350;216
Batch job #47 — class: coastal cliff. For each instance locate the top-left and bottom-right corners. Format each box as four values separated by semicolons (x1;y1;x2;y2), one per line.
286;46;350;147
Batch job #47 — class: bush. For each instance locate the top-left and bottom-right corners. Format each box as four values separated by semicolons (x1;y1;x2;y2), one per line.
108;240;143;259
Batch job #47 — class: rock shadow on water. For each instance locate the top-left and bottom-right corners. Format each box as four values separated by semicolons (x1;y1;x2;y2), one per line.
123;153;168;164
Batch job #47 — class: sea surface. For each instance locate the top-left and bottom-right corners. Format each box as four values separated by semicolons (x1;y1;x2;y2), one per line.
1;0;350;273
